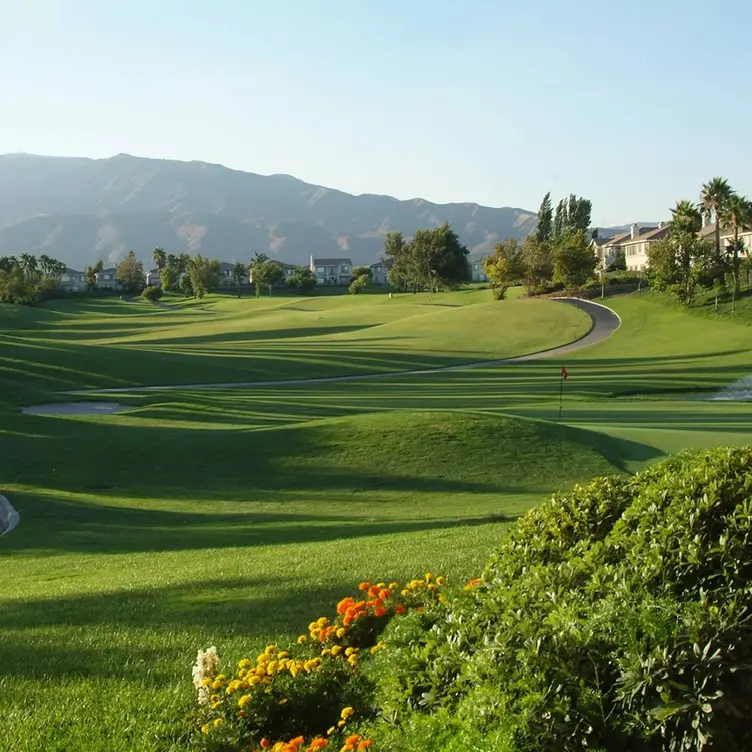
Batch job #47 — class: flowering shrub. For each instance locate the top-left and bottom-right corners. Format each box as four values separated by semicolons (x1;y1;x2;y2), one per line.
192;575;447;751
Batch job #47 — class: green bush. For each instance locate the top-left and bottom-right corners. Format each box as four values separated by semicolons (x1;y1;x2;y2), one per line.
142;285;164;303
371;447;752;751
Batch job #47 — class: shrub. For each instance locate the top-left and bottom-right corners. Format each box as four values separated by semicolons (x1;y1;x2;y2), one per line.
371;447;752;751
191;576;447;751
142;285;164;303
349;275;368;295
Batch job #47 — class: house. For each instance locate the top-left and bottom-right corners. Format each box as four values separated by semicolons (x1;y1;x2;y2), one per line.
469;258;488;282
146;268;161;287
94;268;122;290
310;256;352;285
369;261;389;285
60;268;87;292
596;224;667;272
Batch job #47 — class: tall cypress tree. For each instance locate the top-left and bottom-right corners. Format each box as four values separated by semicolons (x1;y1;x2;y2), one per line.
535;192;553;242
553;199;566;240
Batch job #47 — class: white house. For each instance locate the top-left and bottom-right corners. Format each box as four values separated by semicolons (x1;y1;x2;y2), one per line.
596;224;667;272
60;268;87;292
310;256;352;285
146;268;161;287
469;258;487;282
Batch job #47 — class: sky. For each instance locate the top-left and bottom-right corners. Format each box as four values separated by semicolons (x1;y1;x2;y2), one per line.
1;0;751;225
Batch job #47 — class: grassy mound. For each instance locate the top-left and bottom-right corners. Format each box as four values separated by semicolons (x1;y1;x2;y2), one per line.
370;446;752;751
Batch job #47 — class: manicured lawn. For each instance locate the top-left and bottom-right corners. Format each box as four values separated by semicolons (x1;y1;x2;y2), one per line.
1;289;751;750
0;289;589;407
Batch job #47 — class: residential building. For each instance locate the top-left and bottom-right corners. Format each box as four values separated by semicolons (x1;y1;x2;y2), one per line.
146;268;161;287
595;224;667;272
217;261;237;287
60;268;87;292
469;258;488;282
310;256;352;285
94;268;122;290
369;261;389;285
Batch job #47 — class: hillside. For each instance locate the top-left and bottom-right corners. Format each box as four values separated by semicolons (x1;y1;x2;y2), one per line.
0;153;538;269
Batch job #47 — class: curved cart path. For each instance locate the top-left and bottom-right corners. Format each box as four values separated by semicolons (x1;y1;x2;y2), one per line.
0;495;19;537
64;298;621;396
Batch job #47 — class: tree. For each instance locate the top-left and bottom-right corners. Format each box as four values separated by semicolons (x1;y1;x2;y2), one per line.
606;249;626;272
180;274;194;298
233;262;247;297
648;227;714;304
383;232;411;291
187;254;219;299
551;195;593;241
535;192;553;243
410;222;470;292
264;262;284;296
553;230;597;290
483;239;525;300
349;275;368;294
700;177;734;280
720;194;752;295
86;259;104;291
351;266;372;280
142;285;164;303
153;247;167;272
287;266;316;294
116;251;145;294
670;199;702;235
249;252;270;298
521;235;553;295
18;253;39;282
160;266;177;292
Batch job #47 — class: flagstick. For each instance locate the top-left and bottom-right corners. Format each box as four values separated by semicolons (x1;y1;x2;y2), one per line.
558;369;564;422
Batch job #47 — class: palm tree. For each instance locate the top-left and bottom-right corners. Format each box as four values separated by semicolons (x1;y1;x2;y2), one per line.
700;177;735;279
153;247;167;272
18;253;38;280
720;194;752;294
670;200;702;234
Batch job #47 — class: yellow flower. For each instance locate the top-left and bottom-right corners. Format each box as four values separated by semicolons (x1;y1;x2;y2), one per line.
278;651;289;659
249;675;262;686
331;645;343;657
425;573;434;582
213;718;223;728
337;720;346;728
341;706;355;720
238;694;252;708
266;661;278;675
308;621;319;632
210;694;220;704
317;617;329;626
347;654;358;666
279;698;288;705
238;658;252;669
336;627;346;639
321;648;332;658
264;644;277;655
436;576;446;585
201;724;210;734
212;679;224;690
345;647;357;656
201;677;213;687
327;726;336;735
297;635;307;645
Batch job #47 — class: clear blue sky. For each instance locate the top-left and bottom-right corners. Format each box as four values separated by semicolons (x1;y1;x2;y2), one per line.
1;0;750;225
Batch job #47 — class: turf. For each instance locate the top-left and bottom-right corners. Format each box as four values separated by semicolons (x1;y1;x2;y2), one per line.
0;290;589;407
1;288;752;751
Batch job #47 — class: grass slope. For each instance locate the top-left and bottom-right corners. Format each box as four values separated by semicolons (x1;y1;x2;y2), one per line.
1;411;619;751
2;289;752;750
0;291;589;406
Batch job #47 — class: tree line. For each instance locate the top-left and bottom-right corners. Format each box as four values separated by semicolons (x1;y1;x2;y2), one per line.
482;192;597;299
0;253;68;304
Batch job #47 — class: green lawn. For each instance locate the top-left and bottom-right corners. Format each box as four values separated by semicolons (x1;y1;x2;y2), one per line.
1;289;752;751
0;289;589;407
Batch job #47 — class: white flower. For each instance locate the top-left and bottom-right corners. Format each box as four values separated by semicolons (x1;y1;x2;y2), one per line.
191;646;220;705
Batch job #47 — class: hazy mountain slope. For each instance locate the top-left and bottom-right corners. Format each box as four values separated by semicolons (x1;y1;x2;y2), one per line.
0;153;538;268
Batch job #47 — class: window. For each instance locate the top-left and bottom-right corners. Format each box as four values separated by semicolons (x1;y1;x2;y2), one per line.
316;267;324;273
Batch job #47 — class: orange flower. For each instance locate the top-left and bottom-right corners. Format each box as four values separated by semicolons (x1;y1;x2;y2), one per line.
337;597;355;615
357;742;373;750
378;588;391;600
367;585;380;598
358;581;371;591
309;739;329;750
395;603;406;615
373;605;387;617
260;740;271;750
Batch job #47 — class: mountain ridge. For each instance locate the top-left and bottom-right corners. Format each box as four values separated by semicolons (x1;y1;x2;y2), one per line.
0;153;538;269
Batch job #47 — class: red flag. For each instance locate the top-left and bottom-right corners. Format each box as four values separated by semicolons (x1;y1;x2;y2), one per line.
561;366;568;380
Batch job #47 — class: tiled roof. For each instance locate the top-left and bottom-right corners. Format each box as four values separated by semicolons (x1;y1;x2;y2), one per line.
620;226;668;245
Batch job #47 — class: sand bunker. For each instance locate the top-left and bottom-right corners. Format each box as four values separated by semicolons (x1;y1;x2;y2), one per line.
0;495;19;536
22;402;128;416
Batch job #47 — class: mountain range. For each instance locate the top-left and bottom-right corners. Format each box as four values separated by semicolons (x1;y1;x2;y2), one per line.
0;153;541;270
